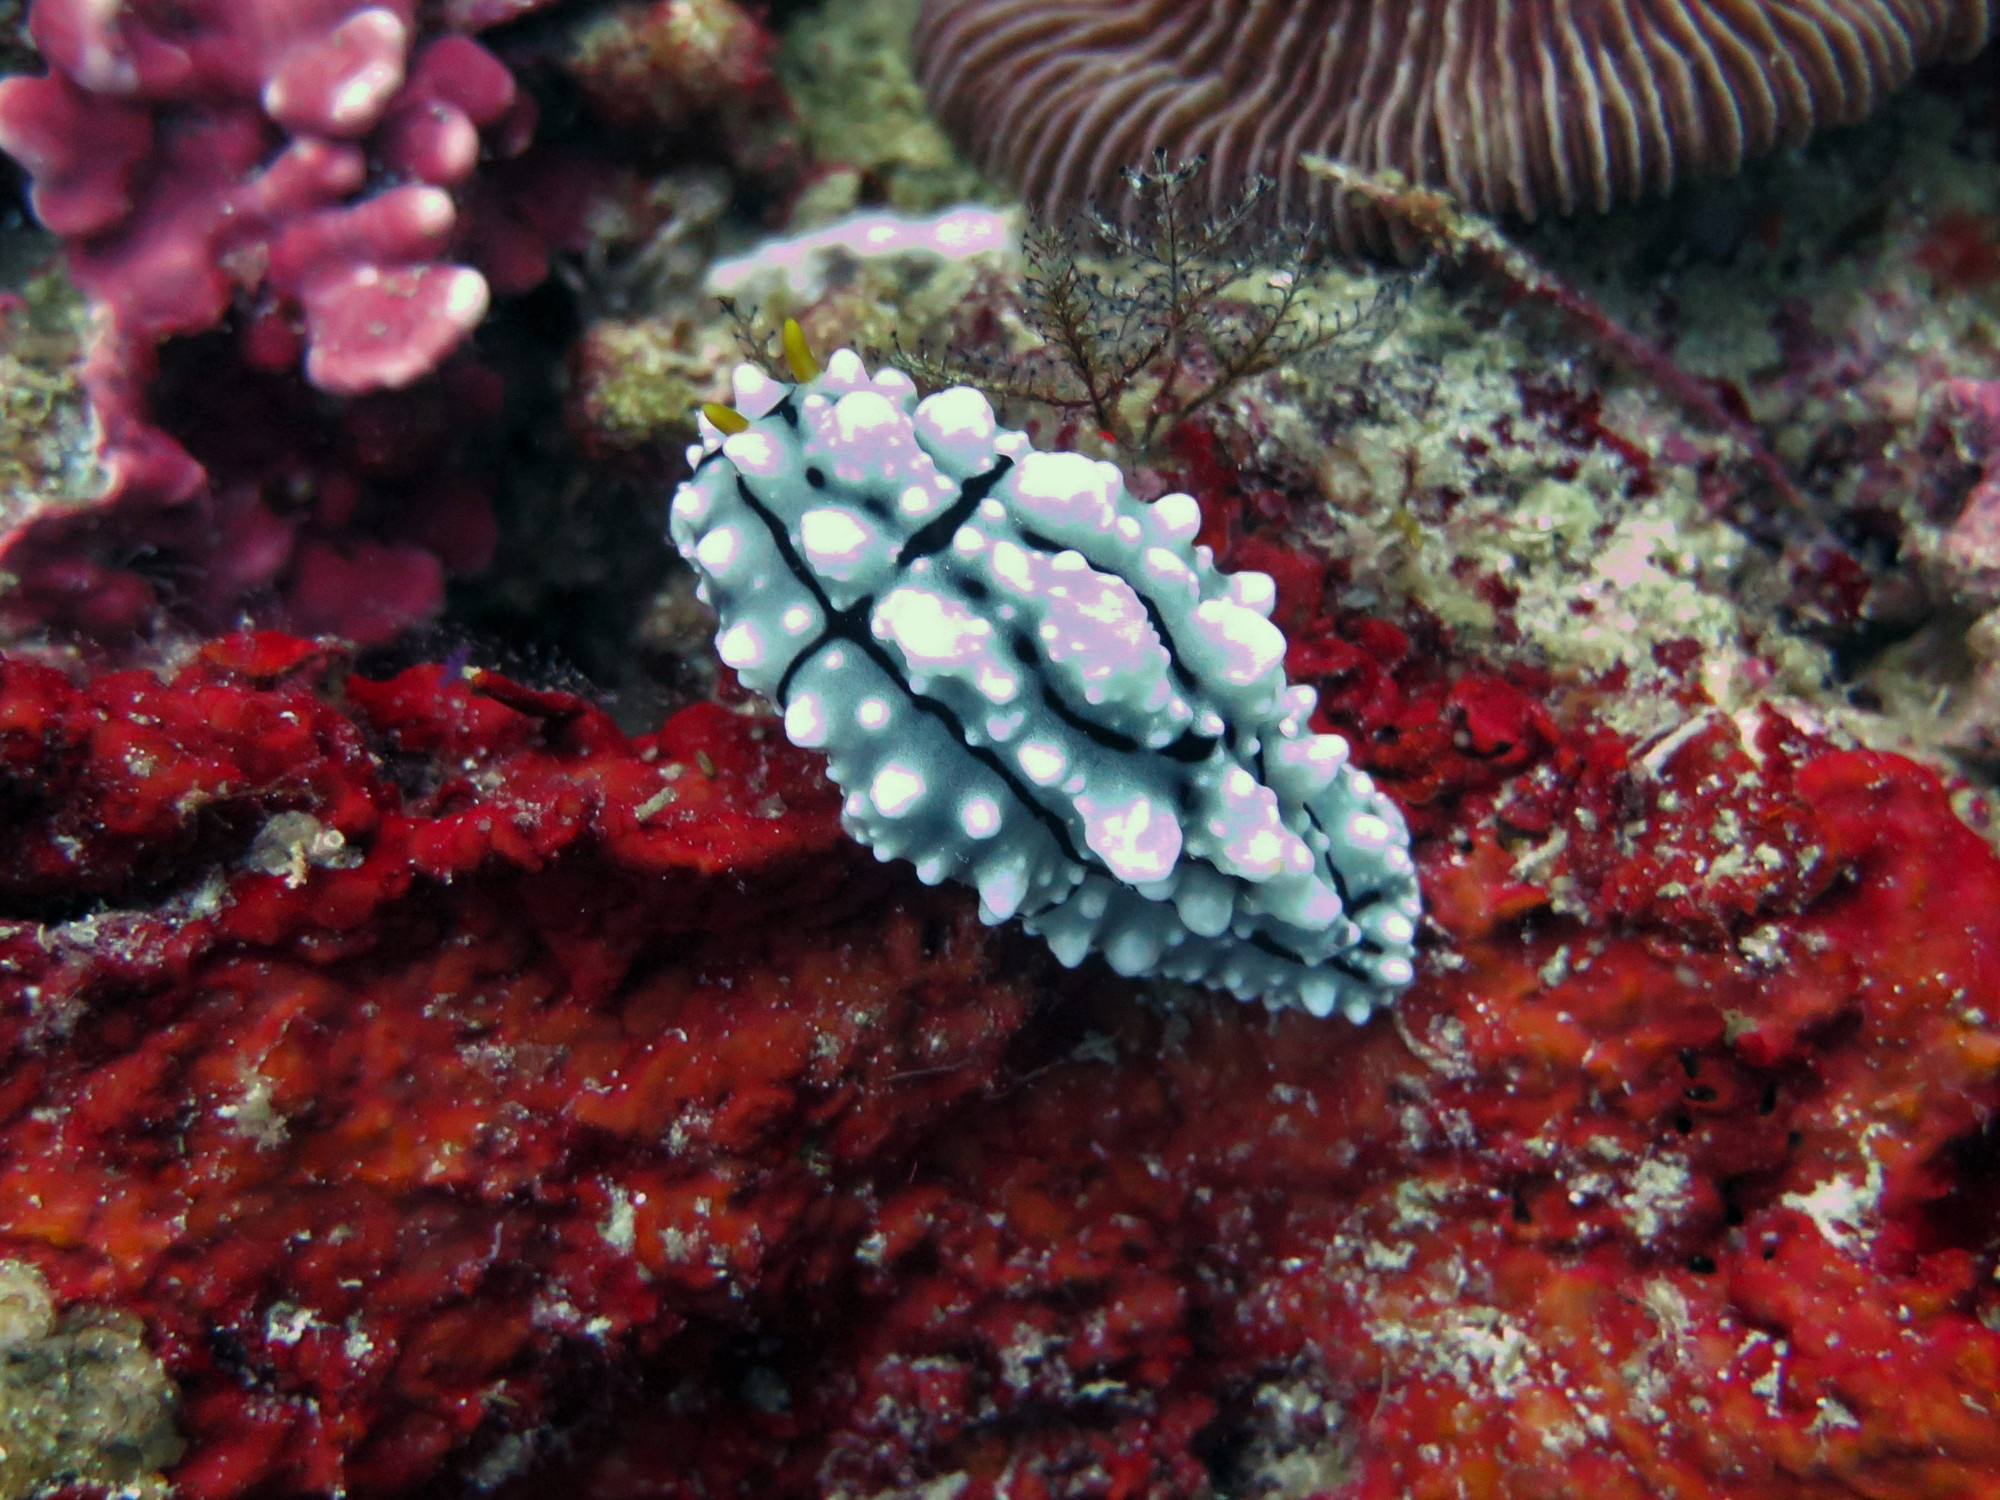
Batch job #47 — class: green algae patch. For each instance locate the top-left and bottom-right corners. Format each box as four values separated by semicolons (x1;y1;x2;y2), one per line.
778;0;989;218
0;265;103;537
0;1260;183;1500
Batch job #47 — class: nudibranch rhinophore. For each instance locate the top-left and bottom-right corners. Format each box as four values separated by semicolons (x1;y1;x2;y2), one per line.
669;330;1420;1021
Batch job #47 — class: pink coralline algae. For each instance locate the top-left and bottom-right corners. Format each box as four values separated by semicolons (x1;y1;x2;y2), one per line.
0;0;532;395
0;1;582;641
0;313;510;642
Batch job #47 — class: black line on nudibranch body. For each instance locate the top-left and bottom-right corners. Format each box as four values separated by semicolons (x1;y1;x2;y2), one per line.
1302;803;1390;923
897;459;1014;568
902;702;1090;867
1245;929;1374;985
1039;686;1141;755
999;630;1141;756
1305;806;1353;910
772;599;871;710
1015;526;1064;554
841;637;1090;867
772;393;800;428
729;472;1089;869
1209;748;1391;966
736;475;825;630
773;647;812;711
1140;597;1204;697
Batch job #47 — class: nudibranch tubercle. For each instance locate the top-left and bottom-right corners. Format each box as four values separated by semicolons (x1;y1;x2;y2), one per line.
670;336;1420;1021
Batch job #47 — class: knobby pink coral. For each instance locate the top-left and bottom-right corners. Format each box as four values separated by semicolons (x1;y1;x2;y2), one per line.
0;1;535;399
0;0;603;642
915;0;1995;241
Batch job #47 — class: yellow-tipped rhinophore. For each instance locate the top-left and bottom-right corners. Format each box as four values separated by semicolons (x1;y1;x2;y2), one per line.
701;401;751;435
781;318;820;383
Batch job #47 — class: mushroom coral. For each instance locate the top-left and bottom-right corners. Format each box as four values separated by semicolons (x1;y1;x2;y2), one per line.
915;0;1994;242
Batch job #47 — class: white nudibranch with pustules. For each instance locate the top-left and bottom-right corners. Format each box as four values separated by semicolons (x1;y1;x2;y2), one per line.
670;325;1421;1021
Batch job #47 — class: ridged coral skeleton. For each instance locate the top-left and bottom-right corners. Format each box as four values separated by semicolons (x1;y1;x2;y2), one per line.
670;334;1420;1019
914;0;1995;241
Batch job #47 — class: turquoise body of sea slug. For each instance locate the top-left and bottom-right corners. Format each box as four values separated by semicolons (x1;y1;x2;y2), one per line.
671;327;1420;1022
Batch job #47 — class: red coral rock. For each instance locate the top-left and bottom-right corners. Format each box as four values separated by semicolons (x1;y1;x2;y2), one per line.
4;613;1999;1500
1916;209;2000;293
0;636;1043;1496
497;719;2000;1500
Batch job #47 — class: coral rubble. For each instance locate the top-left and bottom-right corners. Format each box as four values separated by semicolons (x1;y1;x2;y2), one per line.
565;0;780;140
779;0;988;218
0;1259;181;1499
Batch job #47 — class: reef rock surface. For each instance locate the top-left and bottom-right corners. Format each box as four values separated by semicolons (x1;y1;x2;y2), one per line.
0;3;1999;1499
0;605;1995;1498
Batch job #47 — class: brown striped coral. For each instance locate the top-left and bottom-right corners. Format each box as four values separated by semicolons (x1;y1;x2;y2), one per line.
914;0;1994;242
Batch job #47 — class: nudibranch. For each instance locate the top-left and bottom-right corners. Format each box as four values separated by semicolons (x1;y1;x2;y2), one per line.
670;326;1420;1021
